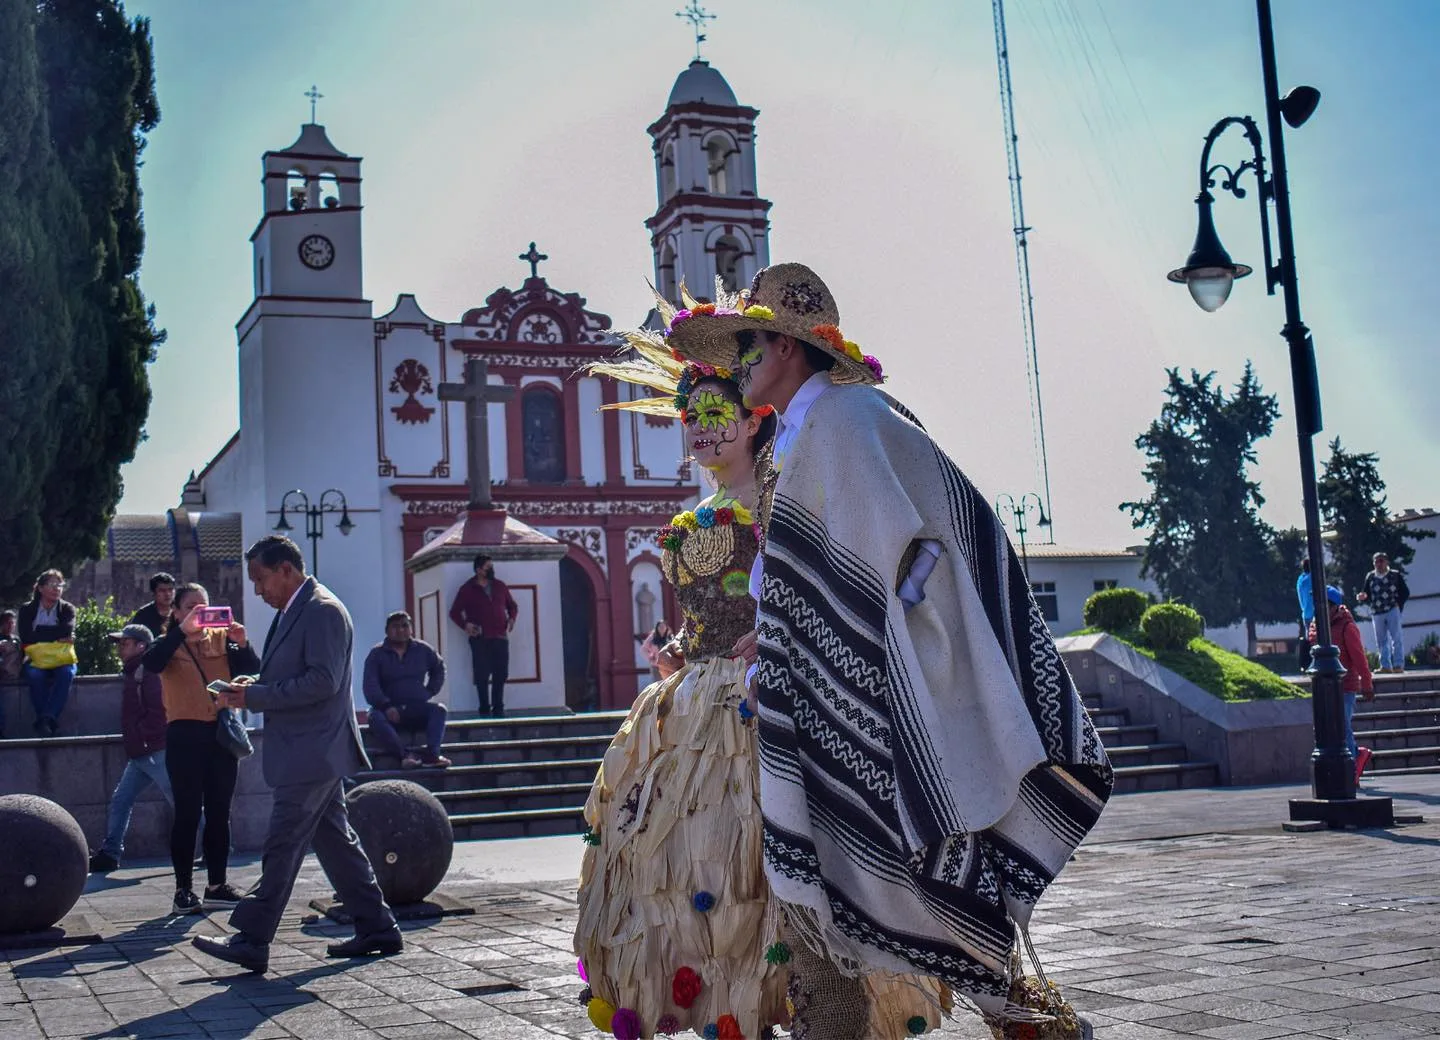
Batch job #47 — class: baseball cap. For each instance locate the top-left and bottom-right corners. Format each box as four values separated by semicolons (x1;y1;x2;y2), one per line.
108;623;155;645
1325;585;1344;605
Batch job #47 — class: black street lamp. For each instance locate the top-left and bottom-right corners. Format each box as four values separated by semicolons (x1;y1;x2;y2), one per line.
274;488;354;578
996;492;1050;582
1168;0;1390;827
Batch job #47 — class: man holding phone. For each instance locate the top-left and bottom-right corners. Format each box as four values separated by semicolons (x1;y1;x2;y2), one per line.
192;535;399;973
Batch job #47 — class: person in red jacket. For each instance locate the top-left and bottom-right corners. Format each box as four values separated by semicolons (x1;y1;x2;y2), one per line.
448;556;518;717
1309;586;1376;782
89;624;174;872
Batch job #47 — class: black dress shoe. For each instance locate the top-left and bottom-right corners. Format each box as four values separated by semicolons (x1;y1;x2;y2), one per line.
192;933;269;972
327;928;403;958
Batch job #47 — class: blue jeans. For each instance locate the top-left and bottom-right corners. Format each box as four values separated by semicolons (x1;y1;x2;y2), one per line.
368;701;448;759
1372;609;1404;670
27;663;76;727
1343;692;1358;758
102;751;174;859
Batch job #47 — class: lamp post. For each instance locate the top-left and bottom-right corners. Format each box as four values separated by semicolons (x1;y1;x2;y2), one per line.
1167;0;1390;828
274;488;354;578
995;492;1050;582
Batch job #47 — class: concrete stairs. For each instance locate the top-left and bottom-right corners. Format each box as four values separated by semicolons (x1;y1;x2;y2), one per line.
353;686;1226;840
1083;692;1220;793
1351;671;1440;778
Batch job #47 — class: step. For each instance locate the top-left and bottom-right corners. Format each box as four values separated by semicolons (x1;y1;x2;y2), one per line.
1094;724;1160;747
1087;708;1130;729
449;806;588;841
1081;693;1103;710
1111;761;1219;794
1366;745;1440;770
1103;742;1190;767
433;782;595;814
1350;725;1440;750
1361;689;1440;712
1353;707;1440;727
1365;764;1440;779
352;757;604;791
366;733;617;768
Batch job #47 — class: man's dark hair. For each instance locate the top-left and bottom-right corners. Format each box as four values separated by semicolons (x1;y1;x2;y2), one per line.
1300;559;1309;573
763;330;834;373
473;555;492;572
150;571;176;591
174;582;209;614
386;611;412;627
0;609;15;624
245;535;306;572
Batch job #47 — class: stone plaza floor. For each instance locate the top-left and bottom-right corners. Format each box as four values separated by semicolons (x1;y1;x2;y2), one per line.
5;776;1440;1040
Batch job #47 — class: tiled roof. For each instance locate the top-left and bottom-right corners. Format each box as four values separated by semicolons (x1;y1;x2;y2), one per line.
192;512;244;562
107;515;176;562
1021;544;1143;561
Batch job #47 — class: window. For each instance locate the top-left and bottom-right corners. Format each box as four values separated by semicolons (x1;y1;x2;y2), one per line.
660;143;677;200
658;243;678;303
1031;581;1059;622
714;236;743;292
286;168;309;211
318;171;340;209
706;136;736;194
1093;579;1118;591
522;387;567;483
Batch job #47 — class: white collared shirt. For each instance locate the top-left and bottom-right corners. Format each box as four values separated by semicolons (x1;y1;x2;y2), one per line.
280;580;306;619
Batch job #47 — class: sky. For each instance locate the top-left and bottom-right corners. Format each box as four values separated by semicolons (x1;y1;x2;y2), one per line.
117;0;1440;550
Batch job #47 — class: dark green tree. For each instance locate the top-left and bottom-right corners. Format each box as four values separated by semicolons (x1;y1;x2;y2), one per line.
1122;364;1283;652
0;0;162;602
1318;438;1432;605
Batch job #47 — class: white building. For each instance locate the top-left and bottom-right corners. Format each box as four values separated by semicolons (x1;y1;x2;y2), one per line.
170;59;773;712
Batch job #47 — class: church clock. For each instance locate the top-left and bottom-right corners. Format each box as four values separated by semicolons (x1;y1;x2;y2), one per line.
298;234;335;270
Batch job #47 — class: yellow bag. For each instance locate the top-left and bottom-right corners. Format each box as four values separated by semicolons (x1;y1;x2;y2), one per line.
25;641;78;670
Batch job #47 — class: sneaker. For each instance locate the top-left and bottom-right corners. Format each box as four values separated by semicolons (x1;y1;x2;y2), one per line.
421;754;452;768
172;888;202;915
202;883;245;910
1355;746;1373;782
89;850;119;874
400;753;423;769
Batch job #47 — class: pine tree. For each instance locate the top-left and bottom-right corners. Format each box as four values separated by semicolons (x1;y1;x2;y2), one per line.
1122;364;1283;650
0;0;162;602
1318;438;1432;604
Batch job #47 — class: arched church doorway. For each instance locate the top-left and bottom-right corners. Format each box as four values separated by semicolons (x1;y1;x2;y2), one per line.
559;557;598;712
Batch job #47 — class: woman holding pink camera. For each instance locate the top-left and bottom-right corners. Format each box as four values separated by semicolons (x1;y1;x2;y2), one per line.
142;582;259;915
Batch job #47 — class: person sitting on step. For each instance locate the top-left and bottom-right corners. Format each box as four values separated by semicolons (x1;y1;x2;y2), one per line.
362;611;450;768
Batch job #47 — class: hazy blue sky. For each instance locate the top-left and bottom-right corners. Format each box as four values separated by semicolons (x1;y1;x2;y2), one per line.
118;0;1440;549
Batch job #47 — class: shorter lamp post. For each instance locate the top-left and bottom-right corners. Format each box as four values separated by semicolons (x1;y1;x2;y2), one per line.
1166;0;1389;827
996;492;1050;582
274;488;354;578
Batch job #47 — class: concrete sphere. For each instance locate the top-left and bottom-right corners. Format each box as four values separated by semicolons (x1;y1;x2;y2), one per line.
0;794;89;934
346;779;453;906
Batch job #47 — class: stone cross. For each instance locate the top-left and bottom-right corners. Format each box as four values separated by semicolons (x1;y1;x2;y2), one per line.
438;358;516;510
519;242;548;280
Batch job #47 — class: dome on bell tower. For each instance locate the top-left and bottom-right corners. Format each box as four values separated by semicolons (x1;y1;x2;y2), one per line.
666;59;738;107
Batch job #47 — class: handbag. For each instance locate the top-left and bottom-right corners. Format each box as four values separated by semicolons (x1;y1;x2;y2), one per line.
181;638;254;760
25;641;78;670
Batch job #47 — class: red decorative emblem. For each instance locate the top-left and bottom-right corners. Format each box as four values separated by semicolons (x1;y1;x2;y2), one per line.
389;359;436;424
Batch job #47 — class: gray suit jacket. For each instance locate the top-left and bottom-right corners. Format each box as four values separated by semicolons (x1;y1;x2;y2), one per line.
246;578;369;787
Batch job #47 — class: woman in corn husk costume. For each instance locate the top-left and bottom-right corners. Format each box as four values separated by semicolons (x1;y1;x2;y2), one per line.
573;319;951;1040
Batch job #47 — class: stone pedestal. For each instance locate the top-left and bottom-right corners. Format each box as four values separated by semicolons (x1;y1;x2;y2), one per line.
406;509;569;715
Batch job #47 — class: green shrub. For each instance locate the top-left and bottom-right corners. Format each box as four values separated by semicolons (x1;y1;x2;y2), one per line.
1140;602;1205;651
74;597;128;676
1082;587;1150;633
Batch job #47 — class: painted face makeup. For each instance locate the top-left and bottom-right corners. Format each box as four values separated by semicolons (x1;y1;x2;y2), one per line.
735;331;764;392
684;383;745;463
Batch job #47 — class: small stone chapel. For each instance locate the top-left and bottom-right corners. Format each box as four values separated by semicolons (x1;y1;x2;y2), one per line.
85;58;773;714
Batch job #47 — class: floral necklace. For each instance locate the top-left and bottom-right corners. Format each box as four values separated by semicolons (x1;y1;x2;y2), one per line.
659;489;754;549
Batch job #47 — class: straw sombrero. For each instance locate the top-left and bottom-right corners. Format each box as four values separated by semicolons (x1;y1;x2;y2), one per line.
663;263;884;385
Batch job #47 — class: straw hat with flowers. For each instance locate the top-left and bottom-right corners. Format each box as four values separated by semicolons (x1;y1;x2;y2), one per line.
663;263;884;385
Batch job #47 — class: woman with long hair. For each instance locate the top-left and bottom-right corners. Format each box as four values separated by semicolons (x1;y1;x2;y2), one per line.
573;324;948;1039
17;569;77;736
142;583;259;914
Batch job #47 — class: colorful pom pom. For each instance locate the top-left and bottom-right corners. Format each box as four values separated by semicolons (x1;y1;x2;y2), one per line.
737;700;756;721
577;957;587;982
703;1025;719;1040
581;826;600;846
695;506;717;529
863;354;885;382
656;1014;681;1036
672;966;703;1008
577;986;592;1006
907;1014;928;1035
716;1014;743;1039
587;996;616;1032
612;1007;643;1040
692;890;716;912
764;941;791;964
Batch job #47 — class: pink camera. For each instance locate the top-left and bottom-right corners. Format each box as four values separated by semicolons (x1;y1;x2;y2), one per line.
194;606;233;629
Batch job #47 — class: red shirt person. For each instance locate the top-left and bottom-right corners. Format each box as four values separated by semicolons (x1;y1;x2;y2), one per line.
448;556;517;718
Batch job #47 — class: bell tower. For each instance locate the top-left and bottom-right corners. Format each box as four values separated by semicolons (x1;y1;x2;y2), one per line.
645;60;772;302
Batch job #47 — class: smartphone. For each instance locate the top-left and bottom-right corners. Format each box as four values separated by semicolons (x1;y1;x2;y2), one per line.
195;606;233;629
205;679;234;700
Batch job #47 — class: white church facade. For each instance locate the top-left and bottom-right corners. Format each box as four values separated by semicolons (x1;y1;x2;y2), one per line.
178;59;772;713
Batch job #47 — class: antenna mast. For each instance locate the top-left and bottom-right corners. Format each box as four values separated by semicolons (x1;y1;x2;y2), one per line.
992;0;1056;540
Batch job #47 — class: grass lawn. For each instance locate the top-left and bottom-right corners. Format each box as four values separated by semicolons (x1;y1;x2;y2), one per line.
1070;628;1304;702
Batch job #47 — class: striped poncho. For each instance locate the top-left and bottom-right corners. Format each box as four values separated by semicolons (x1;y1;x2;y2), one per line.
754;384;1113;1013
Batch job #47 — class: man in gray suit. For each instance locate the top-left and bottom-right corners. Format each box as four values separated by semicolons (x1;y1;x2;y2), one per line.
191;535;401;973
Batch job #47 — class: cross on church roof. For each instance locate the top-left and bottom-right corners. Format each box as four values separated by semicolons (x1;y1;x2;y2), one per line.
675;0;717;61
305;84;324;124
519;242;549;280
438;358;516;511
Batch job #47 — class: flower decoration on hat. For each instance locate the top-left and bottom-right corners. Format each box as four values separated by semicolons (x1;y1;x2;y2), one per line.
672;966;703;1009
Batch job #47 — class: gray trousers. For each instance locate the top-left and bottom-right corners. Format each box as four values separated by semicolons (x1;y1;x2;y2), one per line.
230;778;395;943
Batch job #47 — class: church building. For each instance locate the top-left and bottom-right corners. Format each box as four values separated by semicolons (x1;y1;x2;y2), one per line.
76;59;771;713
